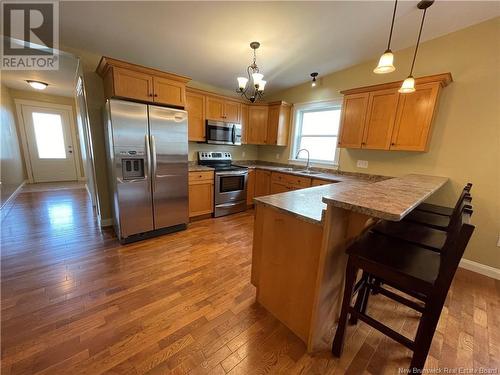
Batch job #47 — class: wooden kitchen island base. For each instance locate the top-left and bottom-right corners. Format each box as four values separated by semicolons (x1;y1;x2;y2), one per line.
251;174;448;353
251;203;373;352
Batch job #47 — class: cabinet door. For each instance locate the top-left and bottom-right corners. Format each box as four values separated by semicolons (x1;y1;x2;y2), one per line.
248;106;269;144
241;104;249;144
189;182;214;217
271;181;289;194
312;179;332;186
362;89;399;150
254;170;271;197
266;105;281;145
247;169;255;205
224;100;241;123
113;67;153;102
338;93;369;148
153;77;186;107
206;96;224;121
186;92;206;142
276;105;291;146
391;82;440;151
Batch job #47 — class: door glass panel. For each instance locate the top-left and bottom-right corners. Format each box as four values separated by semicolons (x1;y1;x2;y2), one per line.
32;112;66;159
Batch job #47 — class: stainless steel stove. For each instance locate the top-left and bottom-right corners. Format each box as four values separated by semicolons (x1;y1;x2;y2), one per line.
198;151;248;217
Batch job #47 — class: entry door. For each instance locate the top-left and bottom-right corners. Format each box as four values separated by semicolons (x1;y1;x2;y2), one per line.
21;105;77;182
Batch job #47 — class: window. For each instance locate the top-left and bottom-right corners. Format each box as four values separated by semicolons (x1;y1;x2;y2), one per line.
290;100;342;165
32;112;66;159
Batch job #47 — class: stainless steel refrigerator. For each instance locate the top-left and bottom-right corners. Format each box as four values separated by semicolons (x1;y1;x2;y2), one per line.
104;99;188;242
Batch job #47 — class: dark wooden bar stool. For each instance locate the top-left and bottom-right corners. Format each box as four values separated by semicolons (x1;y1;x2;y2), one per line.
373;196;473;252
403;184;472;230
415;183;472;217
332;210;475;374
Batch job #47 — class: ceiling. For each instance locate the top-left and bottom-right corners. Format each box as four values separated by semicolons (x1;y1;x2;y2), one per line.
1;49;79;97
8;2;499;97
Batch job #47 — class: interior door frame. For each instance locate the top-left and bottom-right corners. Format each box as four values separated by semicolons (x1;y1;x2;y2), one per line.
14;99;84;183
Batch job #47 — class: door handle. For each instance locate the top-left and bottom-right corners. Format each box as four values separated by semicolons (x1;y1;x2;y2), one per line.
150;135;157;193
232;126;236;144
145;134;151;180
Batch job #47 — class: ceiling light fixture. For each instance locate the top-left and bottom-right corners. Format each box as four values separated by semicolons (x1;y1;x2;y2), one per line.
310;72;319;87
399;0;434;93
374;0;398;74
26;80;48;90
237;42;266;103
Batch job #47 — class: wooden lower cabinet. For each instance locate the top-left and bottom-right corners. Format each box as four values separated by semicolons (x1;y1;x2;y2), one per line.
270;181;289;194
254;170;271;197
312;179;332;186
247;169;255;205
188;171;214;218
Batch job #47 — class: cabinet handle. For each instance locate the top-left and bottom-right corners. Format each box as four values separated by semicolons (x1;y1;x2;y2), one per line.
154;94;158;97
149;93;153;97
391;142;396;146
361;142;366;146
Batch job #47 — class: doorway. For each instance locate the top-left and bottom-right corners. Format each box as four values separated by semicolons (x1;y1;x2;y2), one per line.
17;101;82;183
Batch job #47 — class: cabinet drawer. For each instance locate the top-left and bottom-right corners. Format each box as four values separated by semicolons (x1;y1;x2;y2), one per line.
189;171;214;184
271;172;311;188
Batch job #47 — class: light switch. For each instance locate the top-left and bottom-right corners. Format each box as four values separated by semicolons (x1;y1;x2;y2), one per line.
356;160;368;169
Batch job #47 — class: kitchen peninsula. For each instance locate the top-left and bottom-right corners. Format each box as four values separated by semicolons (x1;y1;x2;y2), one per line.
251;174;448;352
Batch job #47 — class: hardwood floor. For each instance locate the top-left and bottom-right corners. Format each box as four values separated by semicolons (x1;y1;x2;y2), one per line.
1;187;499;374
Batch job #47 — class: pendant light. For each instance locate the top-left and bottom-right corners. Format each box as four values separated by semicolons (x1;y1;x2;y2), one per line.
236;42;267;103
374;0;398;74
399;0;434;93
310;72;318;87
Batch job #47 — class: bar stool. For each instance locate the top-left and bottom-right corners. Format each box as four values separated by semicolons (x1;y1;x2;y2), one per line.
415;183;472;217
332;210;475;374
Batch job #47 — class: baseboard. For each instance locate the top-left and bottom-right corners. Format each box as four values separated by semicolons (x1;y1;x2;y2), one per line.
459;259;500;280
99;218;113;227
1;180;26;222
78;176;87;182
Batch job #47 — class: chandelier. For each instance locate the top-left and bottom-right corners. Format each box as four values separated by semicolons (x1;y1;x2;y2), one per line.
236;42;267;103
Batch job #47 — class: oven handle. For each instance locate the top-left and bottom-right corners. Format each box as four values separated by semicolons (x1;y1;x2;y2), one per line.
232;125;236;144
217;202;244;208
216;172;248;177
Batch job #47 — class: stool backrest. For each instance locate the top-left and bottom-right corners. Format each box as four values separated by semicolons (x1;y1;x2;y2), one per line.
436;209;475;294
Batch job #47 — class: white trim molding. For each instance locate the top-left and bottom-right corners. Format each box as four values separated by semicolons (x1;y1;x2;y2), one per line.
459;259;500;280
1;180;26;222
99;218;113;227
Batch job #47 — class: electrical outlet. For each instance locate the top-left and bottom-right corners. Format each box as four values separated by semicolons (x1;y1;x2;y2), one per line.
242;151;246;158
356;160;368;169
276;153;280;160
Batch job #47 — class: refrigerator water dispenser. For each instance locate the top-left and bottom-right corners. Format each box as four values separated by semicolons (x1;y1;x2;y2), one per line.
122;158;145;180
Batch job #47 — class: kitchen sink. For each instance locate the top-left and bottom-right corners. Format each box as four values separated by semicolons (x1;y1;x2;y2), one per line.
278;167;295;172
298;170;322;175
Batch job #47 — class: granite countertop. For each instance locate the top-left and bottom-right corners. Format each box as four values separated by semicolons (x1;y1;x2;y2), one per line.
254;180;371;225
322;174;449;221
188;163;214;172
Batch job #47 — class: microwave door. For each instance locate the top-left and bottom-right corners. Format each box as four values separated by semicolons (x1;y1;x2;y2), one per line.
206;122;233;145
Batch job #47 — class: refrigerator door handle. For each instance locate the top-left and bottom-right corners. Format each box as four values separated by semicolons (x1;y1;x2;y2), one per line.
145;134;151;180
150;134;157;193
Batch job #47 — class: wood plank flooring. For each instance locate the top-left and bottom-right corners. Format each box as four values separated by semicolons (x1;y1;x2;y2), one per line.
1;187;499;374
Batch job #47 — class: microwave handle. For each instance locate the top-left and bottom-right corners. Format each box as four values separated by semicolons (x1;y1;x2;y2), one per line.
232;125;236;144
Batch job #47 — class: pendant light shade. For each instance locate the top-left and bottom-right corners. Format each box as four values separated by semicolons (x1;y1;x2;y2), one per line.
237;77;248;90
374;0;398;74
374;50;395;74
398;76;416;93
400;0;434;93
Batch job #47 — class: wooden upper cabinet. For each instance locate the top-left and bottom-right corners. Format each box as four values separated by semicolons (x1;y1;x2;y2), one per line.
224;100;241;123
205;96;241;122
186;91;206;142
206;96;225;121
391;82;440;152
96;56;190;108
248;105;269;144
338;73;452;152
267;101;291;146
362;89;399;150
153;77;186;107
113;67;153;102
338;93;369;148
241;104;249;144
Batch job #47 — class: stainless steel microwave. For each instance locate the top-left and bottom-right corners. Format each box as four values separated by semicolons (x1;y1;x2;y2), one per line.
206;120;242;145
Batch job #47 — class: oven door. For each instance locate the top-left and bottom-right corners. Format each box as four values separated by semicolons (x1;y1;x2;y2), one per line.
206;121;235;145
215;171;248;205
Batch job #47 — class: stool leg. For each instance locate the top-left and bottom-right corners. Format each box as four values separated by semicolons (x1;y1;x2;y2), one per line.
349;271;369;325
409;297;444;372
332;258;358;357
360;275;371;315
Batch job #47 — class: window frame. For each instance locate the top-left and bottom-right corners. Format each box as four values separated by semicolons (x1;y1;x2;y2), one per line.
289;99;342;167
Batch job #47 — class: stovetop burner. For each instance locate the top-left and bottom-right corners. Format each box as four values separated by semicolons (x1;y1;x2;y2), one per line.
213;165;248;172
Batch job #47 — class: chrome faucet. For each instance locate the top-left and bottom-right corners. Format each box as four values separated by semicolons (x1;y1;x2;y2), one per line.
295;148;311;171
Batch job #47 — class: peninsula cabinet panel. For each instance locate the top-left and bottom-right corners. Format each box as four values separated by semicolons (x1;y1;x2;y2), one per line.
338;93;369;148
390;82;440;152
362;89;399;150
254;169;271;197
113;67;153;102
186;91;206;142
248;106;269;144
153;77;186;107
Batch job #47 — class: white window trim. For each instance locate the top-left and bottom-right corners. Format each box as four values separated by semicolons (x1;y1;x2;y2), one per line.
288;99;343;169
